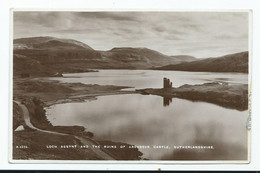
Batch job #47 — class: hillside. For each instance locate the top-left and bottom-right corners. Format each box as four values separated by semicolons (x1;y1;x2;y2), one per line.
13;36;192;76
156;51;248;73
13;54;57;77
170;55;196;62
14;36;247;76
14;36;93;50
99;47;183;69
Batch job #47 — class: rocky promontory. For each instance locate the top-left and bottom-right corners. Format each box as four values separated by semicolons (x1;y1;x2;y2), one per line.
137;82;248;111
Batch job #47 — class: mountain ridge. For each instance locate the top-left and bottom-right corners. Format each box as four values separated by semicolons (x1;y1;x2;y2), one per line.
13;36;248;76
155;51;248;73
13;36;197;76
14;36;94;50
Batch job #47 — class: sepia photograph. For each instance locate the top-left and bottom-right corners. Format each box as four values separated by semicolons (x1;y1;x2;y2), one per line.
11;10;250;162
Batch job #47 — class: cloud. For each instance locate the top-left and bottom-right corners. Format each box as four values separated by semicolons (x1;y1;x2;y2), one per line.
13;11;249;58
75;12;139;22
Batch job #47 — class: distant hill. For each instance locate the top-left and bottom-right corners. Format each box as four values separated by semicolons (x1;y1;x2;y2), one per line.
99;47;183;69
14;36;93;50
155;51;248;73
13;36;192;76
14;36;247;76
170;55;196;62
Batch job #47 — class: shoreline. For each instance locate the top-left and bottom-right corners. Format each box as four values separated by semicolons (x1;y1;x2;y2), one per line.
13;97;143;160
45;90;137;107
137;82;248;111
13;78;143;160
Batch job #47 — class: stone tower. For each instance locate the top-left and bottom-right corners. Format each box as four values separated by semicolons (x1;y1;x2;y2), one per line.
163;77;172;89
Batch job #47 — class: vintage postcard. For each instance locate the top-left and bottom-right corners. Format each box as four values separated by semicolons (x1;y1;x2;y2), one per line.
10;10;251;163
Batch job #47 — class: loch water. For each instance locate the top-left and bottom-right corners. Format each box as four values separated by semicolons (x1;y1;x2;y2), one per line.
46;70;248;160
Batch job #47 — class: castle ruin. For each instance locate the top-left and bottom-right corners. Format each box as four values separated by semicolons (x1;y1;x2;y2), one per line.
163;77;172;89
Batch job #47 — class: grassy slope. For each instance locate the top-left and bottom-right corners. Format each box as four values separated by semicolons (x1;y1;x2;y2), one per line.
13;102;26;130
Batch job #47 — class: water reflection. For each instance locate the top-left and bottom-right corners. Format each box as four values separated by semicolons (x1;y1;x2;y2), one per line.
163;96;172;107
161;124;247;160
46;94;248;160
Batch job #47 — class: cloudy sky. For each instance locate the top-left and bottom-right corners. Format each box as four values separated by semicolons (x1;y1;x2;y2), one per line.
14;11;249;58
